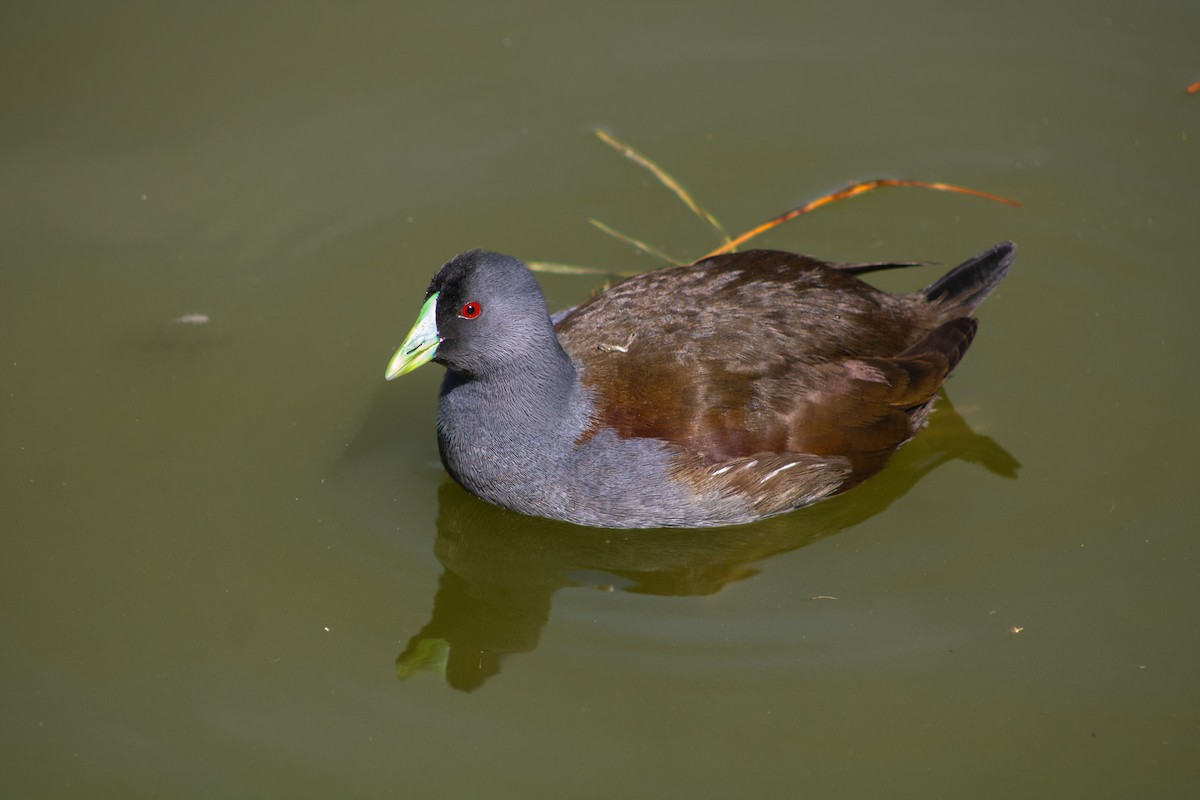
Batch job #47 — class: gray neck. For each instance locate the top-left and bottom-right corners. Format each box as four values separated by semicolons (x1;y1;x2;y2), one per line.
436;343;590;513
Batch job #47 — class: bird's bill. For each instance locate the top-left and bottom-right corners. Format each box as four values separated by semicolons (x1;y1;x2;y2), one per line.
385;292;441;380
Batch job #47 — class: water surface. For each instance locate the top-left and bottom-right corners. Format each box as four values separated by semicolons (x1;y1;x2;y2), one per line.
3;2;1198;797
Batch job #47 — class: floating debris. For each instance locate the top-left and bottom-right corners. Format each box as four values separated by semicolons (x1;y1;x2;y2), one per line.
171;313;211;325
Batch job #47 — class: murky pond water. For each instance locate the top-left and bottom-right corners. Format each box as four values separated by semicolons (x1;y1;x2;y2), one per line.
4;2;1199;797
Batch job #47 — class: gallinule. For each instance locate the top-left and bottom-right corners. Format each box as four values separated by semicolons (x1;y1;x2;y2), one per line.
386;243;1014;528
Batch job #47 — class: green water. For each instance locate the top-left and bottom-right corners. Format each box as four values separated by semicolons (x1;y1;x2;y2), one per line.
3;2;1198;797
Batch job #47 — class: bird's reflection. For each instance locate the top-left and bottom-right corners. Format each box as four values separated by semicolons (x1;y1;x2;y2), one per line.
397;393;1018;692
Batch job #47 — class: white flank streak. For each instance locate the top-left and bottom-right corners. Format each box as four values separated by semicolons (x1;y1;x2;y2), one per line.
759;461;801;484
711;465;734;476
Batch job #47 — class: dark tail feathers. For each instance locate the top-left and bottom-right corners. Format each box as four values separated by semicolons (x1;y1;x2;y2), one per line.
923;241;1016;312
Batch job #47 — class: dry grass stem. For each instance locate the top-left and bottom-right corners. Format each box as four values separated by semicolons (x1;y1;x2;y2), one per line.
594;128;730;246
588;218;681;264
704;179;1022;258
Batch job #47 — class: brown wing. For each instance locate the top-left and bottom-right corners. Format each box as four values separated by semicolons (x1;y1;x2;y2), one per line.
555;249;953;446
666;317;979;518
552;249;983;518
777;317;977;474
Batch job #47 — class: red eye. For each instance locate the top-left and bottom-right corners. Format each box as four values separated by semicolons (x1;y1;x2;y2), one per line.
459;301;482;319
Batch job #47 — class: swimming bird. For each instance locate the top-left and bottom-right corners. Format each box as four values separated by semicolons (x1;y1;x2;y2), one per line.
386;242;1014;528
